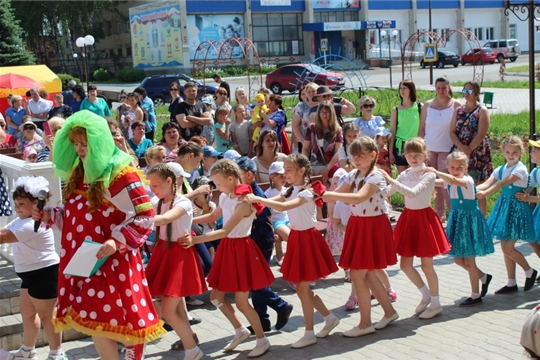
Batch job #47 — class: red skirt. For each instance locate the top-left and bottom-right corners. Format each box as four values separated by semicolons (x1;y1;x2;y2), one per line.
339;215;397;270
281;228;338;283
145;240;208;298
394;207;451;257
207;236;275;292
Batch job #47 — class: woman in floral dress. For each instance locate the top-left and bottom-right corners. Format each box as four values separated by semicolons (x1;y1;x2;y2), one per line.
449;81;493;215
34;110;164;360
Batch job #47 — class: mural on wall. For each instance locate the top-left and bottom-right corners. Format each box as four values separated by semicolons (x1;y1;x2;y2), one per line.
314;0;359;9
187;14;245;60
130;4;182;68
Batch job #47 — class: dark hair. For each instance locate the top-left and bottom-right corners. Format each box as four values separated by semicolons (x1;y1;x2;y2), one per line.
169;82;179;90
212;73;221;80
12;187;45;202
283;154;312;198
126;93;149;121
184;82;197;90
269;94;283;109
349;137;378;193
160;122;181;142
215;107;229;116
73;85;86;100
342;122;360;169
133;86;147;97
131;121;145;130
257;129;279;157
147;163;177;248
88;85;98;91
435;76;453;98
399;79;418;103
464;81;481;102
177;141;203;157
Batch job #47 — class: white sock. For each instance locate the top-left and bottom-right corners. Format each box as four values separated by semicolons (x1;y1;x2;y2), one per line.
480;274;488;284
303;330;315;338
256;337;268;346
419;285;431;302
49;349;63;355
184;347;200;358
507;278;517;287
470;293;481;299
187;313;193;321
235;326;248;337
429;296;441;309
526;268;535;278
21;345;34;351
323;313;336;326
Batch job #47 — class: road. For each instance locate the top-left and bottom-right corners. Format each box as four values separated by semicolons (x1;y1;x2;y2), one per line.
98;54;535;99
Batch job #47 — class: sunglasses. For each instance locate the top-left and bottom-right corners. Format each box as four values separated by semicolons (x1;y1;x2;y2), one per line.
120;96;127;99
362;103;375;109
217;92;227;95
170;88;179;91
462;89;474;95
24;126;35;130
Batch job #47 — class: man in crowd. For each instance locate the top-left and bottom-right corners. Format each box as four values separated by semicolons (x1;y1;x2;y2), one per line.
175;82;212;140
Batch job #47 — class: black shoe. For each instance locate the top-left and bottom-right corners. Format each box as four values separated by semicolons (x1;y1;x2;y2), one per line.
189;317;202;325
494;285;518;294
247;321;272;335
170;334;200;351
481;274;492;297
459;297;482;306
275;303;293;330
163;322;174;332
525;269;538;291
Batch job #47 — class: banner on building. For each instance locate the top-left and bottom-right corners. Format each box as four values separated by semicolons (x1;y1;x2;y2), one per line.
129;2;182;68
187;14;245;60
314;0;359;9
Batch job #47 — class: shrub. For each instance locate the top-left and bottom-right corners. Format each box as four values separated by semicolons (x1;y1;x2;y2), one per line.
115;68;146;83
93;68;111;82
56;74;82;90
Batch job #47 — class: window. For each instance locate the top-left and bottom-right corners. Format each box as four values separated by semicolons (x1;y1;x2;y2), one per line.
126;21;130;33
126;47;132;56
486;27;494;40
252;13;304;57
509;24;517;39
314;11;358;22
106;21;112;36
474;27;483;41
117;48;123;57
117;22;122;35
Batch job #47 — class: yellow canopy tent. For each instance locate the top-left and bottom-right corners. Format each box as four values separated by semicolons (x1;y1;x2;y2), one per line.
0;65;62;98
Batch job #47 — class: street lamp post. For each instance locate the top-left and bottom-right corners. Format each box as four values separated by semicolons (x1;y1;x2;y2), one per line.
75;35;95;90
381;30;399;88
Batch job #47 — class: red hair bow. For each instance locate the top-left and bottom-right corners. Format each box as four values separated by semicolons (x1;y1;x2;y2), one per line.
234;184;265;215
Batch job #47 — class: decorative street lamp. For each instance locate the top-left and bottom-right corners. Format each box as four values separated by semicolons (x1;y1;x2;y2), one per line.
381;29;399;88
504;0;538;170
76;35;95;90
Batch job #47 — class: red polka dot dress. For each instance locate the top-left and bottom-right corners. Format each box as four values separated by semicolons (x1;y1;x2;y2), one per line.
52;170;165;344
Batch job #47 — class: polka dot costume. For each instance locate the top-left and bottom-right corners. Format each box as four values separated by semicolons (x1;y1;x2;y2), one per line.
53;170;164;344
0;169;12;216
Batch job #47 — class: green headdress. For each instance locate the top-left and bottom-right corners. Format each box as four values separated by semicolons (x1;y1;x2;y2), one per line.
52;110;133;188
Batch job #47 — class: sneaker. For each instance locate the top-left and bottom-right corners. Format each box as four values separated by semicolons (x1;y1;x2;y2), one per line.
46;353;68;360
1;347;38;360
186;297;204;306
344;295;357;310
124;344;145;360
387;288;398;302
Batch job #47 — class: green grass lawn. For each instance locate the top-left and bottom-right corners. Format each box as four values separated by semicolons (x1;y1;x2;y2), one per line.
149;90;538;216
505;64;529;73
453;79;540;89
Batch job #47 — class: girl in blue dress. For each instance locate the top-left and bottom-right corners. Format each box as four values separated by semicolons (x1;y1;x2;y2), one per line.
426;151;494;306
477;135;537;294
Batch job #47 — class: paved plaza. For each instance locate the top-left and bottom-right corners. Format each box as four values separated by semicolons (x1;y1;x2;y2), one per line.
25;237;540;359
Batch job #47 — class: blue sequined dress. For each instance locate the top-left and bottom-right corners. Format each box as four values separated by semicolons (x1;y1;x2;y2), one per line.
487;164;535;242
446;178;494;257
0;168;12;216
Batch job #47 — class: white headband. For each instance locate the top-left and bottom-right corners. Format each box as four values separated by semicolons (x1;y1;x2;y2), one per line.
14;176;49;198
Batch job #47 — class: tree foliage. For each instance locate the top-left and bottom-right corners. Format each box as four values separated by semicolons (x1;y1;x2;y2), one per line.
0;0;35;66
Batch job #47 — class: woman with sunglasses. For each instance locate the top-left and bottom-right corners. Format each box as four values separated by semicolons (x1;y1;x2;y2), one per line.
214;87;231;111
168;82;183;122
419;76;461;222
449;81;492;215
16;121;44;154
353;96;386;139
116;91;130;138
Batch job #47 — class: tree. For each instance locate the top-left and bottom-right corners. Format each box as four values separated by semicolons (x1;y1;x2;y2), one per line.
0;0;35;66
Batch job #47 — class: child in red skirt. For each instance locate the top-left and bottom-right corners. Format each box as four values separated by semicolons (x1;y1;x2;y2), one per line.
144;164;207;360
181;159;274;358
322;137;398;337
243;154;339;349
381;137;450;320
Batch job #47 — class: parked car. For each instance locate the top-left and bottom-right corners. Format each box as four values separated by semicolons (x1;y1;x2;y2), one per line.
265;64;345;94
140;74;218;106
461;47;496;65
483;39;520;62
420;50;461;69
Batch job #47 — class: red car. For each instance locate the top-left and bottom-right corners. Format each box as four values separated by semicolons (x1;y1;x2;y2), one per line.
461;48;496;65
265;64;345;94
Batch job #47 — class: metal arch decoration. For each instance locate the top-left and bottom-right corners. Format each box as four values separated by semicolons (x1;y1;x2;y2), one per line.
503;0;540;21
400;29;484;85
191;38;263;101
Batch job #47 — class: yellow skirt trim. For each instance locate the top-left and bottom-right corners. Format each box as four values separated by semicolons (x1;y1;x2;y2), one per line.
53;308;166;345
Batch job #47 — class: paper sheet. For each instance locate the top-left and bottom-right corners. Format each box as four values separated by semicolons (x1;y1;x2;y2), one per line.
63;240;108;277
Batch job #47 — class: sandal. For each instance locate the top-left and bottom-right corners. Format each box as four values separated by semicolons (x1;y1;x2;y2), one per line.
170;334;199;351
345;295;357;310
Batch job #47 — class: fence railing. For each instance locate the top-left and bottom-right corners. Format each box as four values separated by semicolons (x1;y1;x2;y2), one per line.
0;155;62;262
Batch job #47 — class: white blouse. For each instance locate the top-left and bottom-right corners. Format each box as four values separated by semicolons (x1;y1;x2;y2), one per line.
388;164;436;210
491;162;528;188
343;169;388;216
446;175;476;200
219;193;255;238
333;201;351;226
151;195;193;241
286;186;317;231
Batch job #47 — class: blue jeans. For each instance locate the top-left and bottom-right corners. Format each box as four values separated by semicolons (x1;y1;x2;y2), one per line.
250;247;288;324
194;243;212;277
